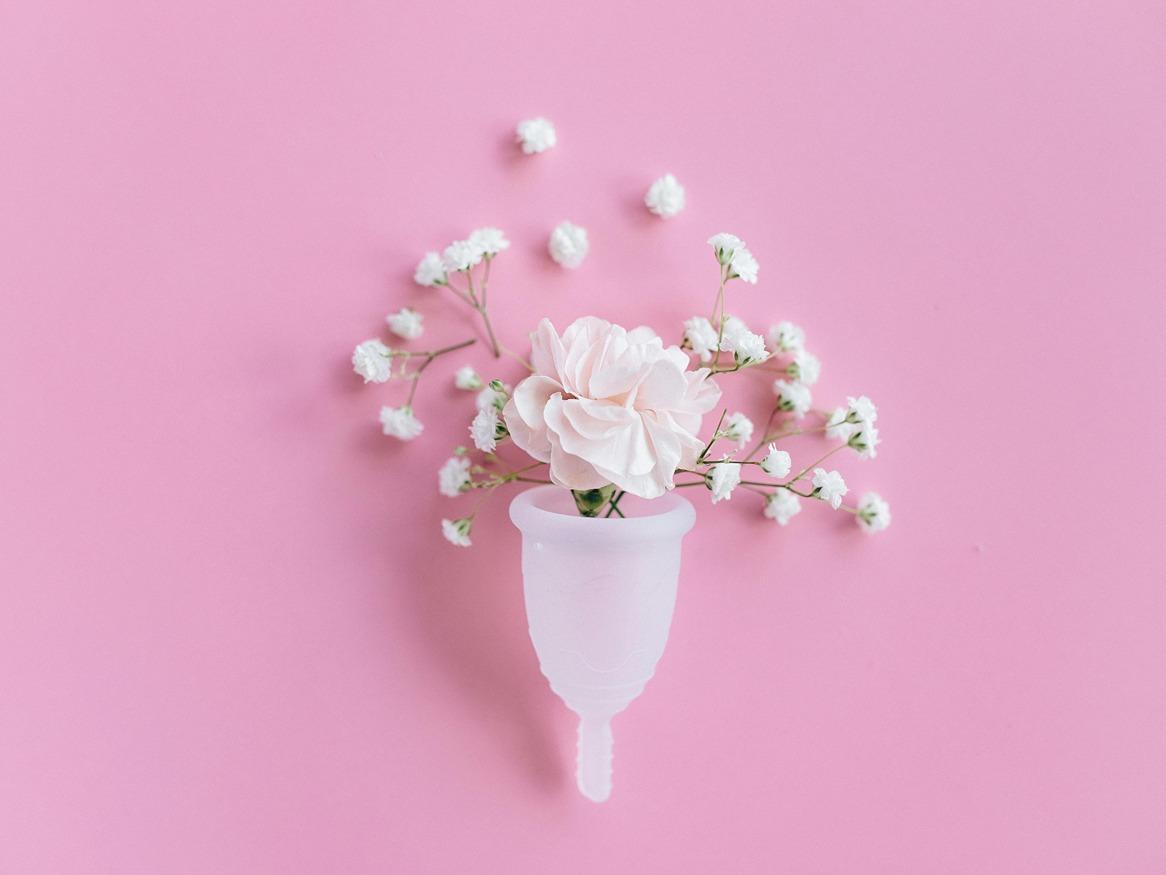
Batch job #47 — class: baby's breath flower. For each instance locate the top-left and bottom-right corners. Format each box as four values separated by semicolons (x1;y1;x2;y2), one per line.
727;247;759;284
683;316;719;363
516;117;557;154
846;395;878;425
548;220;589;269
811;468;848;509
708;233;745;265
826;406;857;442
708;460;741;504
476;381;510;411
720;316;769;365
468;227;510;257
438;456;471;497
848;423;880;459
413;252;447;287
470;406;506;453
787;349;821;386
380;405;423;441
856;492;892;533
441;517;473;547
352;339;392;383
722;412;754;447
767;321;805;354
386;307;423;340
774;379;812;417
454;365;482;391
764;489;801;525
644;173;686;218
760;444;792;477
442;239;483;273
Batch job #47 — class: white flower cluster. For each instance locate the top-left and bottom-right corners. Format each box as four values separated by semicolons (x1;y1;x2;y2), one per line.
709;460;741;503
516;117;556;154
386;307;423;340
856;492;892;533
708;233;759;284
380;405;423;441
826;395;880;459
352;339;392;384
414;227;512;287
644;173;686;218
548;220;589;269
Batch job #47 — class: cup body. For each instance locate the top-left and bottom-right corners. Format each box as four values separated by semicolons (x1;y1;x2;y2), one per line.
509;486;695;801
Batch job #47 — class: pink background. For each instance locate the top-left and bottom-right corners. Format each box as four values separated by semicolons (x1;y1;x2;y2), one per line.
2;1;1165;872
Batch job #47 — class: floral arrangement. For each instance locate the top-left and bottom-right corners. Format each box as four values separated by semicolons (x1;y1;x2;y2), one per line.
352;118;891;545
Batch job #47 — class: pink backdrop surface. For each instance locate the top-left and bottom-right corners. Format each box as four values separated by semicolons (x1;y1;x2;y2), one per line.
2;1;1165;872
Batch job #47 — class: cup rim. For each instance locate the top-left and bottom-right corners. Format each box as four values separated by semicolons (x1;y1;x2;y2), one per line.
509;484;696;543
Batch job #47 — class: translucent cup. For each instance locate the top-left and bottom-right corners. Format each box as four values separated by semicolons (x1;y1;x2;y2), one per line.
509;485;696;802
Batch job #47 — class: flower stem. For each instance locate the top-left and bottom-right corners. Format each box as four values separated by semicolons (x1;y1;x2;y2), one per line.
788;443;846;484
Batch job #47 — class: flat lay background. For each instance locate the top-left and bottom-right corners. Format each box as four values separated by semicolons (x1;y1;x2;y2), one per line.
2;1;1165;872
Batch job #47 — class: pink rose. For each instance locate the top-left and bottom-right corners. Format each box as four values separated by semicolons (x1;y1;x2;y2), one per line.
503;317;721;498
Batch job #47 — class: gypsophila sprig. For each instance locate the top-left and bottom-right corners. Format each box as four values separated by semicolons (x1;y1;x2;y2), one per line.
516;117;556;154
811;468;848;509
438;456;472;497
764;489;801;525
760;444;792;477
352;339;392;384
645;173;686;218
441;517;473;547
548;220;589;269
386;307;423;340
380;405;423;441
454;365;482;391
353;153;891;547
722;412;754;448
856;493;892;533
708;460;741;503
774;379;813;418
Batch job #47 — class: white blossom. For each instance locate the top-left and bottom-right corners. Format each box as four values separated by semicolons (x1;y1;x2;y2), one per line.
811;468;848;509
454;365;482;391
846;395;878;425
548;220;589;269
856;492;892;533
380;405;423;441
413;251;447;287
442;239;483;273
764;489;801;525
684;316;720;363
438;456;471;497
760;444;792;477
644;173;686;218
722;412;754;447
470;406;502;453
825;407;858;442
848;423;880;459
773;379;812;417
788;349;821;386
441;517;473;547
767;321;805;354
468;227;510;257
720;316;769;365
516;117;557;154
386;307;423;340
708;233;745;265
352;339;392;383
476;382;509;411
728;246;759;284
708;461;741;503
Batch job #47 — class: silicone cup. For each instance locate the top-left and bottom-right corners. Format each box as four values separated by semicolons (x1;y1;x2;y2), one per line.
509;485;696;802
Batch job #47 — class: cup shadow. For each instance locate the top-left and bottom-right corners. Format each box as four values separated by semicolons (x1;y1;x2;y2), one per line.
399;520;568;795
